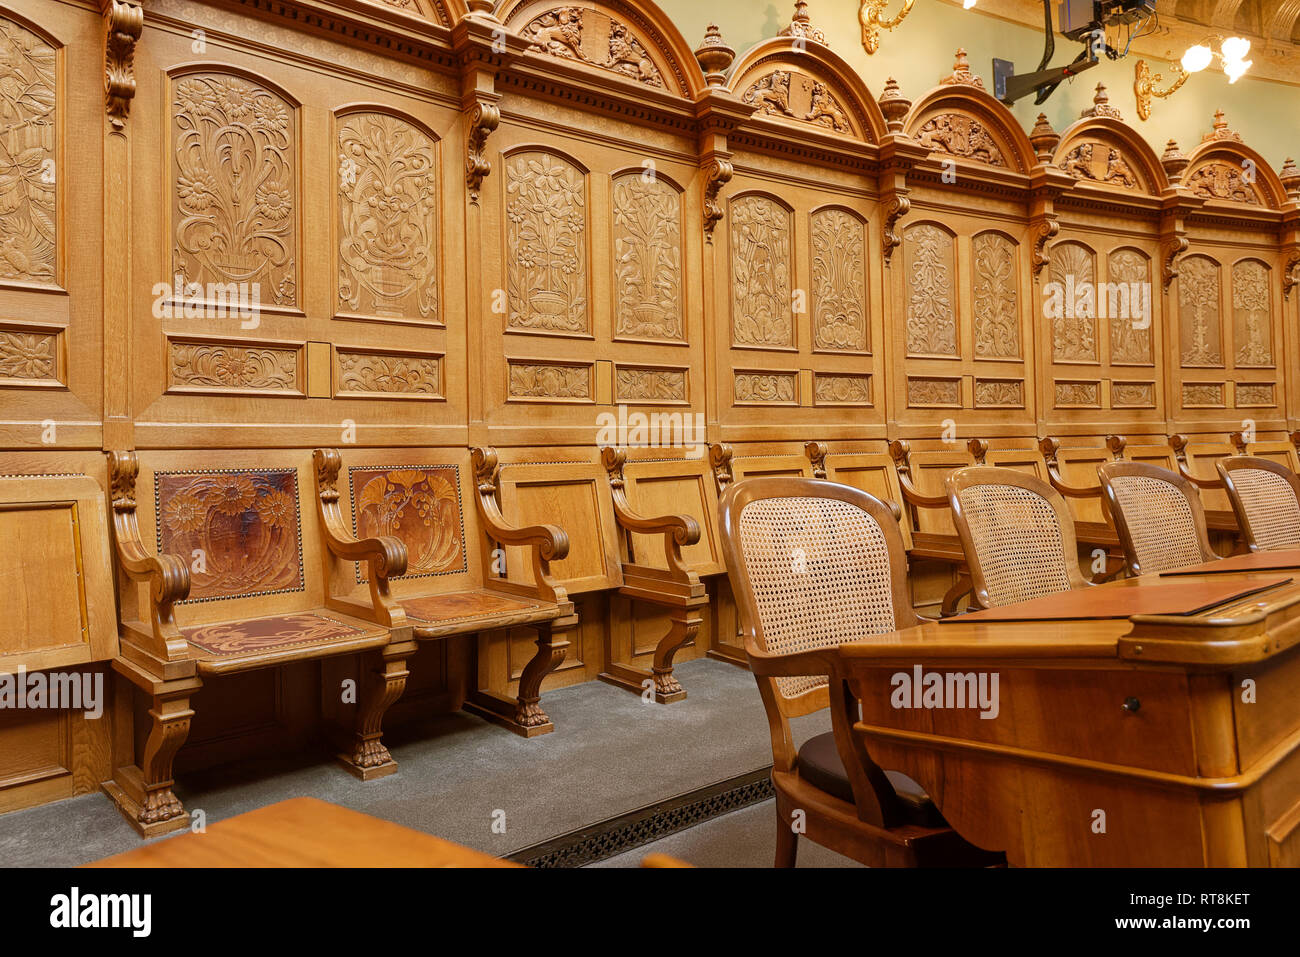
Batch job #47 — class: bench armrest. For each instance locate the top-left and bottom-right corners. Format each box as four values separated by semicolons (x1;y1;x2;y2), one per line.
601;447;701;583
106;451;191;665
1170;434;1225;489
887;439;949;510
470;447;569;604
1037;437;1104;500
313;449;409;627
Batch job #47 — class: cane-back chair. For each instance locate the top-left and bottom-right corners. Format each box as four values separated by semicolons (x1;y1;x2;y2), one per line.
1097;461;1217;576
946;466;1089;610
1217;457;1300;552
718;476;1004;868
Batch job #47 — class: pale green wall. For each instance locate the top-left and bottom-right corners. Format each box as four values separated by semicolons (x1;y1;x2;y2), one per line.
656;0;1299;171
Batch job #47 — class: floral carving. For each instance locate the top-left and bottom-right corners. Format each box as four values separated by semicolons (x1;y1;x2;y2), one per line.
1179;256;1222;366
729;196;792;348
172;74;297;306
903;224;955;356
520;7;663;88
907;377;960;407
1108;249;1152;364
811;209;866;352
0;16;56;284
156;469;303;601
1232;260;1271;367
814;374;871;406
971;232;1019;359
974;379;1023;408
1049;242;1097;363
169;341;297;393
1187;161;1261;205
506;152;587;334
337;112;438;322
1182;382;1224;407
349;465;465;579
1061;142;1138;189
616;367;687;403
1055;381;1100;407
337;350;440;397
1236;383;1274;407
613;173;682;341
916;114;1004;166
1112;382;1155;408
734;372;796;404
509;362;591;399
0;329;57;382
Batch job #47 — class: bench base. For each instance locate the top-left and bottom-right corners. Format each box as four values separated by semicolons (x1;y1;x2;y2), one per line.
336;752;399;781
103;769;190;840
464;690;555;738
599;664;688;704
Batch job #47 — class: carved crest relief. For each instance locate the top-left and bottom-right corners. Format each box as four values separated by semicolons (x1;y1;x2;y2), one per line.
337;112;438;322
742;69;852;135
1049;242;1098;363
916;113;1004;166
810;209;866;352
0;16;56;285
1186;161;1261;205
1061;142;1138;189
1178;256;1222;366
903;224;956;357
1232;260;1271;367
156;469;304;601
729;196;792;348
505;152;588;334
1108;249;1153;364
971;232;1019;359
612;173;683;341
173;74;298;307
348;465;465;580
520;6;664;88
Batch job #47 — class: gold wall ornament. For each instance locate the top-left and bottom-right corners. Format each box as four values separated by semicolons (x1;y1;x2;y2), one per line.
1134;37;1253;121
104;0;143;131
859;0;914;56
1134;59;1189;122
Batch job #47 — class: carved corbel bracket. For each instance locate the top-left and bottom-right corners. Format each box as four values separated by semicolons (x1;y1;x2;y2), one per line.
709;442;734;489
1030;214;1059;278
465;98;501;205
702;158;734;244
1284;248;1300;300
104;0;143;131
1162;235;1190;290
804;441;828;479
881;192;911;267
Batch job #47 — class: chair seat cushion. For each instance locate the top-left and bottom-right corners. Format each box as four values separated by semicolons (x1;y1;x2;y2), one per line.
184;610;389;675
797;731;945;828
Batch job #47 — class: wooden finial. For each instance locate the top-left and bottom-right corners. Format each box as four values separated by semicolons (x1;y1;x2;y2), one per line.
694;24;735;88
878;77;910;133
1029;113;1059;162
1081;82;1123;120
941;47;984;89
779;1;828;46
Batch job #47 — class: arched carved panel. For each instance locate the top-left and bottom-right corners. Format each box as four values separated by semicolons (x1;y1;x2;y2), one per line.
1048;242;1097;363
970;231;1019;359
1186;160;1263;205
902;223;956;358
1108;248;1153;365
336;110;439;323
0;14;56;286
1232;259;1272;367
915;113;1004;167
810;208;866;353
1179;255;1222;367
171;72;298;308
729;194;792;349
505;150;588;335
611;171;682;342
742;69;852;136
1060;141;1140;190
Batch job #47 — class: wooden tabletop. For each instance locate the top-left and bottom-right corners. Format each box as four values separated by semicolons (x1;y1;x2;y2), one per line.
1159;548;1300;576
86;798;519;868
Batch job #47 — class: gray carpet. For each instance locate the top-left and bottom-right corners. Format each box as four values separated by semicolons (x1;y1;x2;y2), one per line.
589;800;862;868
0;658;831;867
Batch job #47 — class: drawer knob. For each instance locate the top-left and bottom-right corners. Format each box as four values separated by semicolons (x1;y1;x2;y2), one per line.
1122;696;1141;713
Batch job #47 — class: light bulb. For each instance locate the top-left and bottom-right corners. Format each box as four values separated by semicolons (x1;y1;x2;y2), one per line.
1225;58;1252;83
964;0;977;7
1181;45;1213;73
1220;37;1251;62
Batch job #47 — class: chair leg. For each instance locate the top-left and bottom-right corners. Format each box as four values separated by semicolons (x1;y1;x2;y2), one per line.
513;617;572;732
775;813;799;868
337;641;413;781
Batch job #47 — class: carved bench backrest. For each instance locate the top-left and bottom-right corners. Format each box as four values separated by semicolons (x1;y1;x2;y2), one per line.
621;455;724;575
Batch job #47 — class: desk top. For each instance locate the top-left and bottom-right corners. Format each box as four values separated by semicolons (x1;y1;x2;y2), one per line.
1160;549;1300;576
86;798;519;868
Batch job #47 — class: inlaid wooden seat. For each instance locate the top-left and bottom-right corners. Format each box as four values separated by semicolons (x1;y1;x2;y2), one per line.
717;476;1003;867
1217;456;1300;552
1097;461;1216;576
314;447;577;736
105;449;415;839
947;466;1089;609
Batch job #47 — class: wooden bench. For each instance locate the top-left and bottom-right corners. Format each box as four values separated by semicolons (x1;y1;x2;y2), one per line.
1169;433;1243;538
1037;435;1127;579
106;449;414;838
316;447;577;737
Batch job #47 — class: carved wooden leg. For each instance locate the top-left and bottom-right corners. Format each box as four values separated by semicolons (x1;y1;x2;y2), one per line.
940;571;973;618
103;674;200;839
650;603;703;703
337;642;413;781
465;614;573;738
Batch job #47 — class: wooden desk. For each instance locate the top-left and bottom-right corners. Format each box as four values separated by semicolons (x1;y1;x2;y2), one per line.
835;573;1300;866
87;798;519;868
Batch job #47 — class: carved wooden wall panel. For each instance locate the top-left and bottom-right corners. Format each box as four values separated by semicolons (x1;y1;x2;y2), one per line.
0;13;55;287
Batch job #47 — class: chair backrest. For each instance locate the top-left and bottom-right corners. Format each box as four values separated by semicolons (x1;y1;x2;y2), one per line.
1097;461;1215;576
947;466;1087;608
718;477;918;702
1217;456;1300;552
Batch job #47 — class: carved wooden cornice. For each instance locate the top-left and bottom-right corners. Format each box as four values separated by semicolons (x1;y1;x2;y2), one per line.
451;11;525;205
104;0;143;131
